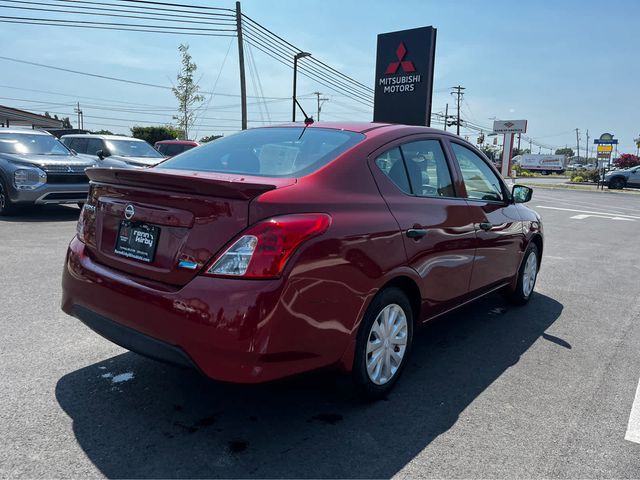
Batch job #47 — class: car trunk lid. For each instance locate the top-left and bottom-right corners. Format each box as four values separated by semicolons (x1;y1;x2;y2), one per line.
81;167;295;286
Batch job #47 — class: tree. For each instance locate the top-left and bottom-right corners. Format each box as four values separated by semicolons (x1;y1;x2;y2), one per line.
43;112;72;128
131;125;182;145
555;147;574;157
512;148;531;157
613;153;640;169
172;44;204;140
199;134;223;143
92;129;115;135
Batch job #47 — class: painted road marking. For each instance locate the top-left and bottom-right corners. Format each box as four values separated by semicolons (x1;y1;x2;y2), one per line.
570;214;635;222
625;378;640;444
536;205;640;220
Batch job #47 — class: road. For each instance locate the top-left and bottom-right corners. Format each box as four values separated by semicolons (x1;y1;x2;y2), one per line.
1;188;640;478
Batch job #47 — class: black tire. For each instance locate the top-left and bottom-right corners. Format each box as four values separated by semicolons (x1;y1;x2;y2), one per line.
352;287;414;400
509;243;540;305
608;177;626;190
0;178;16;216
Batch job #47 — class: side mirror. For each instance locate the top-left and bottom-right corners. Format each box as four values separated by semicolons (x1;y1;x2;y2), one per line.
512;184;533;203
96;149;110;160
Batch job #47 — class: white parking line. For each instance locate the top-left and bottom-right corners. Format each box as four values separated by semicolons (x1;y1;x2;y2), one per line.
570;214;635;222
625;378;640;444
535;205;640;220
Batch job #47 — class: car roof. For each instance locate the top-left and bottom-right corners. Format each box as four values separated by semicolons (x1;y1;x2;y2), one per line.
155;140;199;145
60;134;144;141
0;128;52;136
265;121;449;137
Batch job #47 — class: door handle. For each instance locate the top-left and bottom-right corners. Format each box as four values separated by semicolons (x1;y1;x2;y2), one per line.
406;228;428;239
478;222;493;231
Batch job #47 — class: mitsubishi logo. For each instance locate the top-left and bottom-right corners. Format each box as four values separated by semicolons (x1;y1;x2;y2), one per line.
124;204;135;220
385;42;416;75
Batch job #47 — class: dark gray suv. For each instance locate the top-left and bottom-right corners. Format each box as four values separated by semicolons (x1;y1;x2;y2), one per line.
0;129;96;215
605;166;640;189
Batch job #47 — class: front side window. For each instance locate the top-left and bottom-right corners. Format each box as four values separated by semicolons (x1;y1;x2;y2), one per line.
86;138;104;156
451;143;504;202
157;128;364;178
0;133;70;155
400;140;455;198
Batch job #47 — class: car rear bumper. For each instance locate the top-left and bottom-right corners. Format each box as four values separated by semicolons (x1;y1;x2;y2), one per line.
61;236;350;383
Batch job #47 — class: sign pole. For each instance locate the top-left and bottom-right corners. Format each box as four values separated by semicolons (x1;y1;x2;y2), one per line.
501;133;514;178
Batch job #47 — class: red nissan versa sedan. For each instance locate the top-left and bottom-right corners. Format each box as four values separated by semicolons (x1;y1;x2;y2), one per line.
61;122;543;398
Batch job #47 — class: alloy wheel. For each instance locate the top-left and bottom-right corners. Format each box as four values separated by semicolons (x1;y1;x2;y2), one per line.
522;251;538;297
366;303;408;385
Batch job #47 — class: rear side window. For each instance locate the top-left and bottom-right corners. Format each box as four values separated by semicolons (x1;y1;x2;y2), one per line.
157;143;194;156
69;138;88;154
375;147;410;194
400;140;454;197
156;128;364;178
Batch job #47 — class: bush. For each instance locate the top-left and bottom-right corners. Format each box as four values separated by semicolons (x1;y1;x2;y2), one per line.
517;170;534;177
131;125;183;145
572;175;584;183
583;169;600;182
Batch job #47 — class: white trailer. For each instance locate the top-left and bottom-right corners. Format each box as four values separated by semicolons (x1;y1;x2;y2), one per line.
513;154;566;174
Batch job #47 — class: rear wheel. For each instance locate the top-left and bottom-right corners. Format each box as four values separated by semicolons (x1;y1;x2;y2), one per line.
352;287;413;400
608;177;626;189
509;243;539;305
0;179;16;216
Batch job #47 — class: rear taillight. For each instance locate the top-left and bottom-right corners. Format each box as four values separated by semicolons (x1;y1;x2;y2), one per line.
205;213;331;279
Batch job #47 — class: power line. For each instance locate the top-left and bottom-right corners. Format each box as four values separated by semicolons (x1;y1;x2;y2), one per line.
0;14;237;33
0;1;237;26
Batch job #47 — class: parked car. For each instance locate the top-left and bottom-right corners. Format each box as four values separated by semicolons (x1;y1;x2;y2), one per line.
61;123;543;398
604;165;640;189
0;128;96;215
154;140;199;158
60;134;165;168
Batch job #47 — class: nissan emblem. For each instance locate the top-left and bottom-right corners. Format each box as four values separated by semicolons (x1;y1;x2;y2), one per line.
124;204;135;220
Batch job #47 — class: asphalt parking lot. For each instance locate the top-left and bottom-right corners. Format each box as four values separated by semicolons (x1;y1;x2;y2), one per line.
1;187;640;478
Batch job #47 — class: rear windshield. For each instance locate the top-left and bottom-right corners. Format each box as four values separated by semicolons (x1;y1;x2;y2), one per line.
156;127;364;178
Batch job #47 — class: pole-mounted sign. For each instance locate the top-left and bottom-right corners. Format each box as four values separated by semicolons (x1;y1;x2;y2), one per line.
373;26;437;126
493;120;527;178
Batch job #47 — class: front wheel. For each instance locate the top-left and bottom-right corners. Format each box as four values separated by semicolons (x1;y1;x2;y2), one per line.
509;243;539;305
0;179;16;216
352;287;414;400
608;177;626;189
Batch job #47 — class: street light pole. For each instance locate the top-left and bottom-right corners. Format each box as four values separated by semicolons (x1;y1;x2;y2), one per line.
292;52;311;122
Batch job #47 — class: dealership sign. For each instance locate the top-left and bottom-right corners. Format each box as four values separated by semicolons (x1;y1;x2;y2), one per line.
373;26;437;126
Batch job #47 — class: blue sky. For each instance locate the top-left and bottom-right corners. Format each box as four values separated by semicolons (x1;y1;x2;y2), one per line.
0;0;638;153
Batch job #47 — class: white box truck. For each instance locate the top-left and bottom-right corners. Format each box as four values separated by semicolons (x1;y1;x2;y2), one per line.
513;154;566;174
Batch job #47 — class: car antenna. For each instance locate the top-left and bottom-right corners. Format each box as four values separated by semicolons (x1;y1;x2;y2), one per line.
294;98;314;140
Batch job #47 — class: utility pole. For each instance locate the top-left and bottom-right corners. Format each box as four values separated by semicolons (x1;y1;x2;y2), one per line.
74;102;83;130
585;129;589;161
451;85;465;136
235;1;247;130
575;128;580;162
314;91;328;121
444;103;449;131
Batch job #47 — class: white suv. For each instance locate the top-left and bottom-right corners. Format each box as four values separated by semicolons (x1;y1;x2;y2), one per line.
61;134;165;168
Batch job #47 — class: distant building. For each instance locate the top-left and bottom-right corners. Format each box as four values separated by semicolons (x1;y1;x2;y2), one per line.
0;105;63;129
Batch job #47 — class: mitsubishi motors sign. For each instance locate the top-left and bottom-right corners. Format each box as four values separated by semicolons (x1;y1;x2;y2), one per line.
373;26;437;126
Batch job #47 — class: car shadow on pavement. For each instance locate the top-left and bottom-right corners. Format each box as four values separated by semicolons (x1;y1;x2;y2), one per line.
55;292;563;478
0;204;80;222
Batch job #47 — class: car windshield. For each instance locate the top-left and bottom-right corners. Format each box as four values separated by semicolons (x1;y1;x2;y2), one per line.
105;139;163;158
156;127;364;178
0;132;70;155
